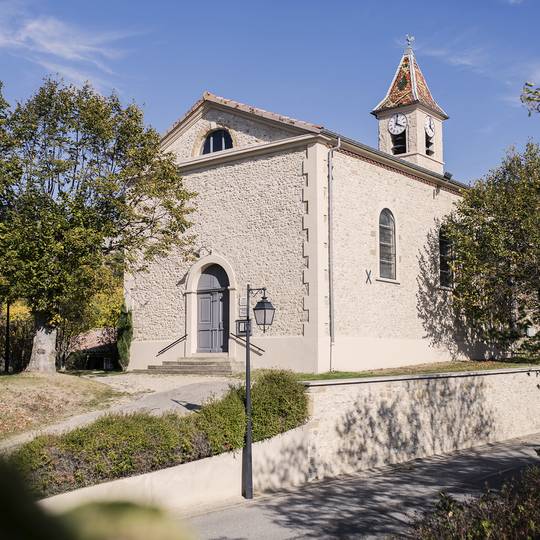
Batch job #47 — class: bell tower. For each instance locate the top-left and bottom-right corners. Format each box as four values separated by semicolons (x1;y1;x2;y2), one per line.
372;36;448;174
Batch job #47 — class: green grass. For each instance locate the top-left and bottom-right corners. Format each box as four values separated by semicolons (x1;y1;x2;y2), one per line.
296;360;538;381
234;360;538;383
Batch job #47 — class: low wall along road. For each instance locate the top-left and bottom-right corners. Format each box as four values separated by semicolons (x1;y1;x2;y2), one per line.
42;368;540;513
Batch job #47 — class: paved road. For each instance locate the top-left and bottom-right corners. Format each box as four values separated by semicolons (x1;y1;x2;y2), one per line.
185;433;540;540
0;378;232;452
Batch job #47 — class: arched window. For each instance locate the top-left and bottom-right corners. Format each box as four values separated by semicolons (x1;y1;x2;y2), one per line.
379;209;396;280
439;228;453;288
202;129;233;154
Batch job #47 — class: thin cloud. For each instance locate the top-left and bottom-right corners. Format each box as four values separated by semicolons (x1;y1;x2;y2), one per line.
0;1;139;91
417;38;489;74
33;58;112;91
415;32;540;108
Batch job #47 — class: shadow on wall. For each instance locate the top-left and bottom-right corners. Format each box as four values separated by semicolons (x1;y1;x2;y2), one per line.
415;225;493;360
332;377;495;474
254;377;499;538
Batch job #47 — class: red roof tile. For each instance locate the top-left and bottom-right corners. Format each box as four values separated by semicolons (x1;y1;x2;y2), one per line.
373;47;448;119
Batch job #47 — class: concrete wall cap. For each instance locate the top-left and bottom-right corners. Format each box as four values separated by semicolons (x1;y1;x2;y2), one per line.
302;367;540;387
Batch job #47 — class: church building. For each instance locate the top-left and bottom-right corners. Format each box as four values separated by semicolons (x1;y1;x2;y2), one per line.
126;42;479;374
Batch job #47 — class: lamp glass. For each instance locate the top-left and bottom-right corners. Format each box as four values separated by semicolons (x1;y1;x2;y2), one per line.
253;297;275;328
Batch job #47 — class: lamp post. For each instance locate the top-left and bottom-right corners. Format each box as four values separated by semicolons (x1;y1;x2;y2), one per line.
242;284;275;499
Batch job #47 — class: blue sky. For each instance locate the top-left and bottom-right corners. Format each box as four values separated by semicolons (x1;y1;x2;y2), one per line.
0;0;538;183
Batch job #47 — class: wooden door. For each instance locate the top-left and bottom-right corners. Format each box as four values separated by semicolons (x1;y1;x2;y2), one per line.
197;265;229;353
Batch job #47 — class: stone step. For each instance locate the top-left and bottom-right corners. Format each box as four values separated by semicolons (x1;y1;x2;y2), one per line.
133;355;242;376
148;366;232;372
161;360;231;368
173;356;233;364
145;368;233;375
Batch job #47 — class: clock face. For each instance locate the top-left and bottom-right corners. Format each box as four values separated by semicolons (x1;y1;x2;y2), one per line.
425;116;435;138
388;113;407;135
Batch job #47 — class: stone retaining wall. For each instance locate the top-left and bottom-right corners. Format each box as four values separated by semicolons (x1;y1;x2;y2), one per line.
42;368;540;514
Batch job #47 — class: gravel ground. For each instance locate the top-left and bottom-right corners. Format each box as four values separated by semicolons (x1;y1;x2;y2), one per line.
83;372;235;395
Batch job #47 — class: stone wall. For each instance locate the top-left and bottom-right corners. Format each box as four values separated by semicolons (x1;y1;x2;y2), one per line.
330;149;477;369
301;369;540;481
42;369;540;514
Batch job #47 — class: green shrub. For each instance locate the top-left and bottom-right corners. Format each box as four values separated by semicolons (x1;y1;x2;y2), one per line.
194;387;245;454
251;370;308;441
61;501;192;540
116;304;132;371
12;413;201;497
410;466;540;539
10;370;309;498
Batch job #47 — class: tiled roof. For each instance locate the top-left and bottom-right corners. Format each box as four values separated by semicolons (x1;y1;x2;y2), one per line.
69;328;117;353
372;47;448;118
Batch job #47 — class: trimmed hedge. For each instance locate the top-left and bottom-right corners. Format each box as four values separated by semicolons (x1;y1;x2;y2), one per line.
410;466;540;539
11;370;308;498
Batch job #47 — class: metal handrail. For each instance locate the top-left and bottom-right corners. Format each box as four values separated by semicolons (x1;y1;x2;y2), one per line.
231;333;265;353
156;334;188;357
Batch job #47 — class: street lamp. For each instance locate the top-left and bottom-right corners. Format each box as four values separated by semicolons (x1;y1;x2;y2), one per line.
242;285;276;499
252;294;275;332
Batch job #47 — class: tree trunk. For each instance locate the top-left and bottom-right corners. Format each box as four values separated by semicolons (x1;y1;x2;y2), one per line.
26;313;57;372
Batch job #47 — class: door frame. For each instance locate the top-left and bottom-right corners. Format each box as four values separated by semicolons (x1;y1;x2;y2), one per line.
184;254;237;358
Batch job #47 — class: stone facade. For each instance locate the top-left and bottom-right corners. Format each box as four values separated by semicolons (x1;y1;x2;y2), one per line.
330;150;471;370
126;111;316;371
128;83;474;372
165;106;297;160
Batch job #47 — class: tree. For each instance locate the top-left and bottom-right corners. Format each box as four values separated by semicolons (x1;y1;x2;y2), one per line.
0;83;19;302
444;142;540;358
522;82;540;116
0;79;194;371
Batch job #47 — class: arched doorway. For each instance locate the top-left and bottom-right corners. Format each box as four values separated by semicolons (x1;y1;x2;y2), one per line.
197;264;230;353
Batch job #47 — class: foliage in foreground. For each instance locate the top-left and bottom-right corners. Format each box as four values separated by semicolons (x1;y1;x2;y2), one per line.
0;460;192;540
444;142;540;358
410;466;540;539
11;370;308;498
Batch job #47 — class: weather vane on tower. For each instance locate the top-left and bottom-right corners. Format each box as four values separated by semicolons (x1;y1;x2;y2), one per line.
405;34;415;50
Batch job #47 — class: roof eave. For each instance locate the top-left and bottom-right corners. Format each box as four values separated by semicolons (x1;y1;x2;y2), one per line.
371;100;449;120
321;128;466;190
161;91;323;146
